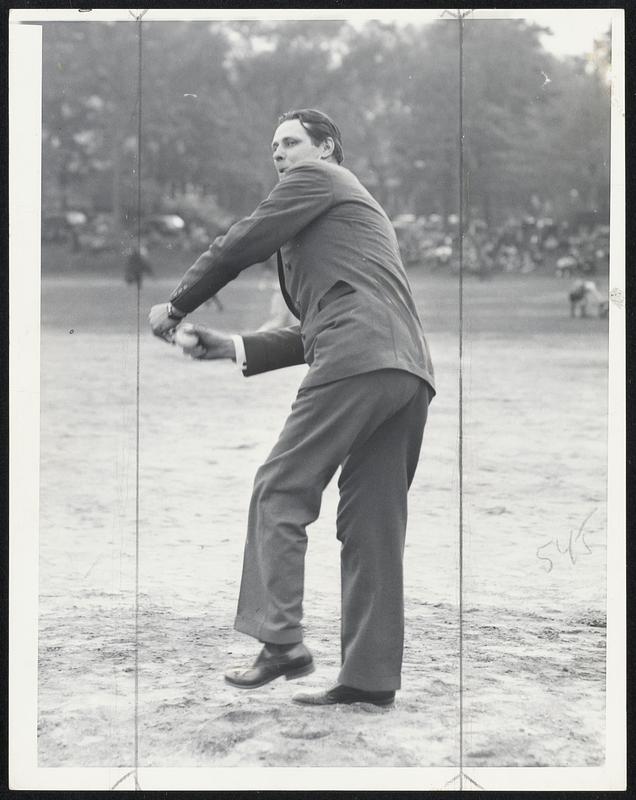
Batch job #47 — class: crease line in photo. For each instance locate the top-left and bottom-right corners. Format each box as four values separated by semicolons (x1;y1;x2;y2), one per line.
131;8;148;794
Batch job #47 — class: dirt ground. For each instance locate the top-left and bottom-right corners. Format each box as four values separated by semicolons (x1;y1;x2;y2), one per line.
37;270;608;770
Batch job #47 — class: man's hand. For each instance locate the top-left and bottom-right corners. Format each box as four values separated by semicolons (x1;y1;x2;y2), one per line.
149;302;184;342
180;323;236;361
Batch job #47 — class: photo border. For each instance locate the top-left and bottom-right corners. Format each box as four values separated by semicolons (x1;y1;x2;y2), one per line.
8;8;626;791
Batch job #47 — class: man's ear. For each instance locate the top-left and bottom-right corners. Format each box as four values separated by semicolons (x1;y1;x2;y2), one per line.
321;137;335;159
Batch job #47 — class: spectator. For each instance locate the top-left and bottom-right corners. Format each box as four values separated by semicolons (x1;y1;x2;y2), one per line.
125;245;154;288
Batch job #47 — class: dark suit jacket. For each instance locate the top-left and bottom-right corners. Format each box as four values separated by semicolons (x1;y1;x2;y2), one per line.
170;160;435;393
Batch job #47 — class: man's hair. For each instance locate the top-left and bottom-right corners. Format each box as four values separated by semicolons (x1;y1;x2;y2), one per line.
278;108;344;164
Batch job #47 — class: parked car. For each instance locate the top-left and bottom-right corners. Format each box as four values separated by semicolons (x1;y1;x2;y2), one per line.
42;210;88;246
77;213;119;253
141;214;186;237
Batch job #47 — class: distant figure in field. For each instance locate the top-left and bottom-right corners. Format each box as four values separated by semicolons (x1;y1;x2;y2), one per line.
203;294;224;313
569;279;603;318
256;255;296;331
125;245;154;288
258;281;297;331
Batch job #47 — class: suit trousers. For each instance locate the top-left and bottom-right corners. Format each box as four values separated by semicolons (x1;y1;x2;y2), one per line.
234;368;431;691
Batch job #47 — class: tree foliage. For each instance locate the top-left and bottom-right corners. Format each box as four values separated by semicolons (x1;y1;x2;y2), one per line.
41;18;611;227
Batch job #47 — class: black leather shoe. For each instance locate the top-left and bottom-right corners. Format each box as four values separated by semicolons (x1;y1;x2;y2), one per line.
224;643;314;689
292;684;395;707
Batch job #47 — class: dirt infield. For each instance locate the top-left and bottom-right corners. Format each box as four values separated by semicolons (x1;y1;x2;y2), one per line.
37;271;608;769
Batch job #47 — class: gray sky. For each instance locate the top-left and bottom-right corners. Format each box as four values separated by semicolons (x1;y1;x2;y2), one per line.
522;10;613;56
348;9;615;58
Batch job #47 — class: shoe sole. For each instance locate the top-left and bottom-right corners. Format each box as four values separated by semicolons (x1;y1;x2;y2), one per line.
285;662;316;681
293;697;395;707
225;661;315;690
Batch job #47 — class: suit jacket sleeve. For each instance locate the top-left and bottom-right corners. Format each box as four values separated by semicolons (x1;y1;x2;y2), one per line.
169;162;334;313
242;325;305;376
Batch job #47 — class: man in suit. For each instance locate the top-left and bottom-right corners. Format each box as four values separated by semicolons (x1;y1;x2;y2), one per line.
149;109;435;707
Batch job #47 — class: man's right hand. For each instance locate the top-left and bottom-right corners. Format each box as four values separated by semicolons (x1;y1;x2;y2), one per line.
182;324;236;361
149;302;184;342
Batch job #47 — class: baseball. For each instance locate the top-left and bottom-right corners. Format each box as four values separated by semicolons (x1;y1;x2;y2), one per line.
174;326;200;353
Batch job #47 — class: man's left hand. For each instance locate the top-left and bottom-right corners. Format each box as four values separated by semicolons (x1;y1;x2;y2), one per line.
149;303;182;342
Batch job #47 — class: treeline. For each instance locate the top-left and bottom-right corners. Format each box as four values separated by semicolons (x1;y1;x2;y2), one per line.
42;18;610;230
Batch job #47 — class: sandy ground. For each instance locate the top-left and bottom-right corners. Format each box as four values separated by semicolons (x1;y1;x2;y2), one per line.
36;272;608;770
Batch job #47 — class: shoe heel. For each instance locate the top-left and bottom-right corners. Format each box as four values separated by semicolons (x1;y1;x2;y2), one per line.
285;662;315;681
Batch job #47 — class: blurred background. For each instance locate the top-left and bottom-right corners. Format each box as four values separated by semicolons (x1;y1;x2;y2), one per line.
41;16;611;282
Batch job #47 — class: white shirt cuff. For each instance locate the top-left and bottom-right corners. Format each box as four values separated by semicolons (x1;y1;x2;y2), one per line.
231;334;247;372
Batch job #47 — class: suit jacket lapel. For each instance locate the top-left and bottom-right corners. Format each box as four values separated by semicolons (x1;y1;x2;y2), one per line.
277;250;301;319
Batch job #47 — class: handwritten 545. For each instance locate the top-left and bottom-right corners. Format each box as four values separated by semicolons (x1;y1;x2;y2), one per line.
536;509;604;573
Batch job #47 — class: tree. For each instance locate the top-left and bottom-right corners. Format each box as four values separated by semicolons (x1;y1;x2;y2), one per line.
41;18;612;233
43;21;140;234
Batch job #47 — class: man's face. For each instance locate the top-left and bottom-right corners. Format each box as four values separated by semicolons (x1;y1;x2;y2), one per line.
271;119;327;179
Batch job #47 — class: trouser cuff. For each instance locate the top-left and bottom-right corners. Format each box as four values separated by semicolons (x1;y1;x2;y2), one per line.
234;615;303;645
338;666;401;692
